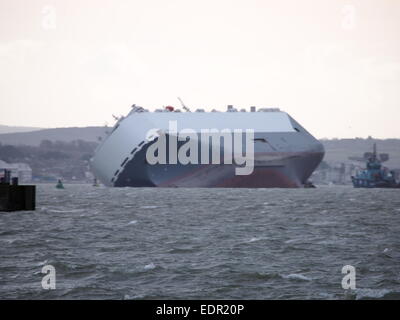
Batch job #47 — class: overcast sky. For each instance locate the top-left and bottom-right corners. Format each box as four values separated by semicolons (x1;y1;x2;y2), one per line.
0;0;399;138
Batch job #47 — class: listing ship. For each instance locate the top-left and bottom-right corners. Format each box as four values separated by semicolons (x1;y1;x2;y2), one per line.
351;144;400;188
90;103;324;188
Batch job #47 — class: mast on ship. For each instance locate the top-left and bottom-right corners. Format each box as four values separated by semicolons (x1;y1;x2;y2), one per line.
177;97;191;112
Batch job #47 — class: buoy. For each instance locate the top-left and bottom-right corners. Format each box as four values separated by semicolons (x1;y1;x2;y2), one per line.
56;179;64;189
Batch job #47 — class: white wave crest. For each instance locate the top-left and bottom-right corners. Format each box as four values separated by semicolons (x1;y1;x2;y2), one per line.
355;288;391;300
282;273;312;281
144;263;156;270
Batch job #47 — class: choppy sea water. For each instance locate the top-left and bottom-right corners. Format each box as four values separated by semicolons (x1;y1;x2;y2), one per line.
1;184;400;300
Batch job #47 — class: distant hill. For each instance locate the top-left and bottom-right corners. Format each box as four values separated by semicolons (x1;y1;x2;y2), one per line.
0;124;43;134
0;126;107;146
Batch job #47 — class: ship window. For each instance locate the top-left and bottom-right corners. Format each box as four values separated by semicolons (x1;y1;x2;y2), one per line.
138;141;144;147
294;128;300;132
114;169;120;176
253;138;267;143
131;148;137;154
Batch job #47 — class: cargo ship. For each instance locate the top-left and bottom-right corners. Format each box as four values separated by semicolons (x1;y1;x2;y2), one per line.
90;104;324;188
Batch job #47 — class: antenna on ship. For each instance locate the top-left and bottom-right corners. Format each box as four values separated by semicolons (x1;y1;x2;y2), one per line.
373;143;377;159
177;97;191;112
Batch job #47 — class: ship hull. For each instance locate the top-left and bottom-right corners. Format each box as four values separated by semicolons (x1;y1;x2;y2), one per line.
114;151;323;188
351;177;400;189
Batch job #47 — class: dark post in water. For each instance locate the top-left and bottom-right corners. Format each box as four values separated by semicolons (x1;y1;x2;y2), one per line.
0;169;36;212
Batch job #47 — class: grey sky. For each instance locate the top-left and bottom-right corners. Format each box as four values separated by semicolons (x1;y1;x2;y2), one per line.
0;0;399;138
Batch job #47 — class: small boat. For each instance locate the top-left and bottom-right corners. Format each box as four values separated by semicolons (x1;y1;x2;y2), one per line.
56;179;65;189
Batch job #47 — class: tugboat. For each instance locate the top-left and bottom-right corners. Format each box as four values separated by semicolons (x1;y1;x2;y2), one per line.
351;144;400;188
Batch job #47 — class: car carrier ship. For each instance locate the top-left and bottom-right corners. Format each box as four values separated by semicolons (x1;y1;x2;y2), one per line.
90;103;324;188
